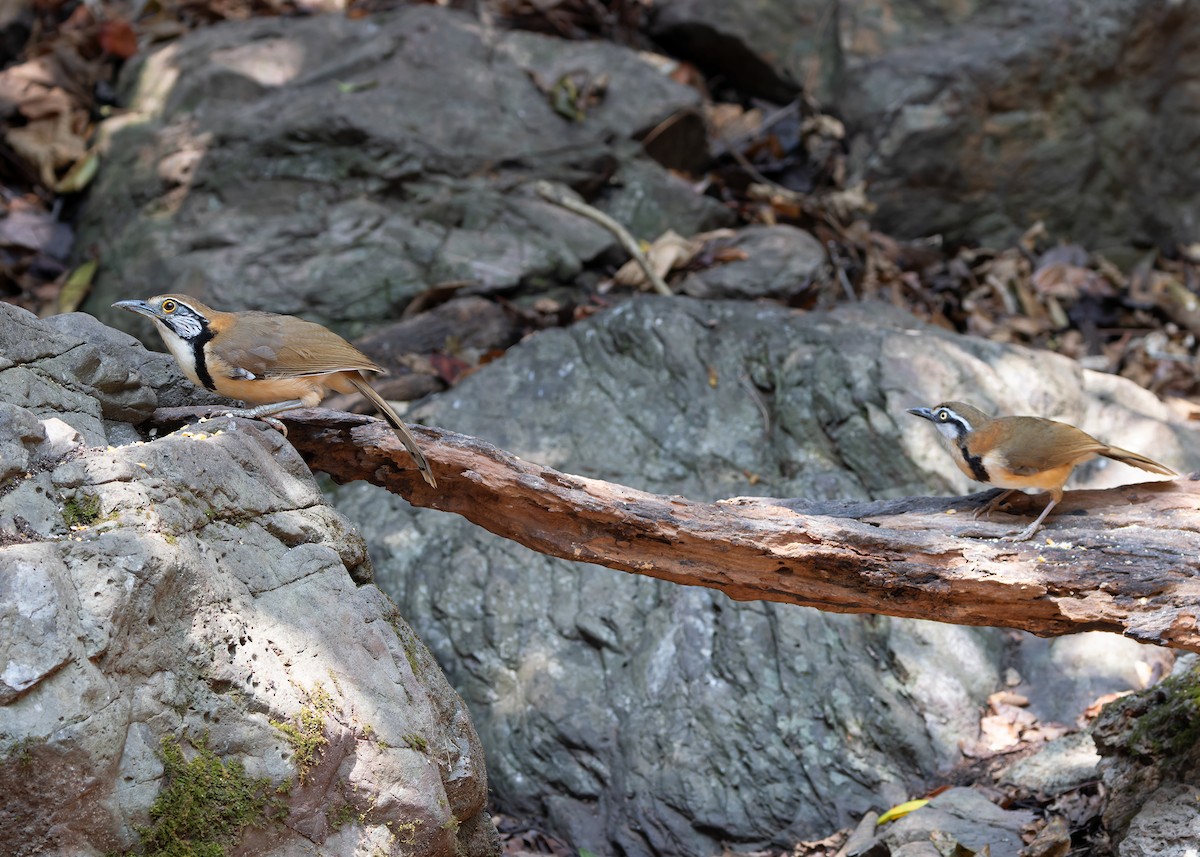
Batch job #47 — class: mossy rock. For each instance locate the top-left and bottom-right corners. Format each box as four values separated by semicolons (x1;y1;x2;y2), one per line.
132;736;286;857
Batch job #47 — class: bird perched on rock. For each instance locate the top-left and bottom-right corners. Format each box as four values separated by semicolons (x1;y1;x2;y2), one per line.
907;401;1174;541
114;293;436;487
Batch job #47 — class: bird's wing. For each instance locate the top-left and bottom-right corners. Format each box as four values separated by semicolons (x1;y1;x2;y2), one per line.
212;312;382;379
995;417;1106;474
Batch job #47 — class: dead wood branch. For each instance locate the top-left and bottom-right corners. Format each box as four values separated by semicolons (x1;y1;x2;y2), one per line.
152;406;1200;652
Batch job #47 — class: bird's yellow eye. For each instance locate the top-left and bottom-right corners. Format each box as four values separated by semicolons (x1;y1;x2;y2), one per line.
161;299;177;314
938;410;948;421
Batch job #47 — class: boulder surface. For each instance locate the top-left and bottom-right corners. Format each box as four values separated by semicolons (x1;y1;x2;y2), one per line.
0;302;497;857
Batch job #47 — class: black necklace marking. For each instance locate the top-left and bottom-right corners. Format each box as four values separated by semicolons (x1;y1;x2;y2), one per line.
191;324;217;392
959;444;989;483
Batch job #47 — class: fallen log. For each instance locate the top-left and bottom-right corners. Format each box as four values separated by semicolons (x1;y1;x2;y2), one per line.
152;406;1200;652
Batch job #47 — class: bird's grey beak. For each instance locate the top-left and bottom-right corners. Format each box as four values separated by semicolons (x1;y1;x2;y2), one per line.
907;407;935;421
112;299;157;319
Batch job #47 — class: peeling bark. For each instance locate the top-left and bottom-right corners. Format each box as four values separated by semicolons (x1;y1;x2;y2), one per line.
153;407;1200;652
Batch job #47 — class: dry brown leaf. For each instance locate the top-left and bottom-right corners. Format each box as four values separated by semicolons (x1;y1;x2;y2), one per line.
1082;691;1133;721
0;206;72;257
1048;786;1106;829
612;229;703;289
1031;263;1089;300
0;56;76;119
988;691;1030;707
1127;269;1200;337
1043;296;1069;330
979;714;1021;752
7;113;88;185
1018;221;1048;253
801;113;845;141
429;352;472;385
709;246;749;264
0;50;98;187
790;827;848;856
99;19;139;58
493;811;573;857
1020;815;1071;857
707;102;764;144
824;182;872;221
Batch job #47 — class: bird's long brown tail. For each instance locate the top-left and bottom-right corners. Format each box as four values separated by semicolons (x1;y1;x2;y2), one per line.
350;376;437;488
1100;445;1177;478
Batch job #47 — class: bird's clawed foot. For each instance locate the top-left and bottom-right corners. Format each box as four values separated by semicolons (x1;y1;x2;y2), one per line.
1000;498;1058;543
220;409;289;437
973;489;1045;541
973;489;1016;522
1001;523;1041;542
259;416;289;437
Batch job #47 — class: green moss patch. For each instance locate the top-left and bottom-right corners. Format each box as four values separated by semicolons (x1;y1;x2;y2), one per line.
384;611;424;675
401;732;428;752
1128;665;1200;764
62;493;103;527
270;683;339;783
133;736;284;857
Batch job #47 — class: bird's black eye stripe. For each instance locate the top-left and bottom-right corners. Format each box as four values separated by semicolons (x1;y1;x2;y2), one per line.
162;299;177;314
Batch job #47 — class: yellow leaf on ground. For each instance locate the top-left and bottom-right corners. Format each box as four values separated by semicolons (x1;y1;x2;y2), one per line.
55;150;100;194
876;798;930;825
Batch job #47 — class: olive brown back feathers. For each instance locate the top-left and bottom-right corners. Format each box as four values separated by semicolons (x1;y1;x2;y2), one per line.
210;312;384;380
113;293;437;488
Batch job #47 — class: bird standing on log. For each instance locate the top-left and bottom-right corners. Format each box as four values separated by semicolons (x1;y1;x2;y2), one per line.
907;401;1175;541
114;294;436;487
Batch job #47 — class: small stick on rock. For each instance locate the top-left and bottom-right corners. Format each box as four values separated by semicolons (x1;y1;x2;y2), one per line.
535;180;673;297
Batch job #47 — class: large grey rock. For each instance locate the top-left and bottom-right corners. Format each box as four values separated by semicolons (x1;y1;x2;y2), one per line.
335;296;1198;856
1118;785;1200;857
1012;632;1174;726
0;302;156;446
77;5;730;336
678;224;827;300
999;732;1102;797
1094;656;1200;854
0;308;496;857
877;788;1035;857
651;0;1200;253
839;0;1200;255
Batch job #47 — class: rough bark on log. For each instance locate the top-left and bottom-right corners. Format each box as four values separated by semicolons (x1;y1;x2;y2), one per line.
152;406;1200;652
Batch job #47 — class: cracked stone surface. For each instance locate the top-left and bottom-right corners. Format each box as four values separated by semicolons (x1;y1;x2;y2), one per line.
0;301;497;857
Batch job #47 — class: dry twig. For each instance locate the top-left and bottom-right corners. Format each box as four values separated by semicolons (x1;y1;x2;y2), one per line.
535;180;673;296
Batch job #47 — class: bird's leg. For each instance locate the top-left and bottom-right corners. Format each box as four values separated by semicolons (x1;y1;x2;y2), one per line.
974;489;1017;521
1003;497;1059;542
220;400;305;437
